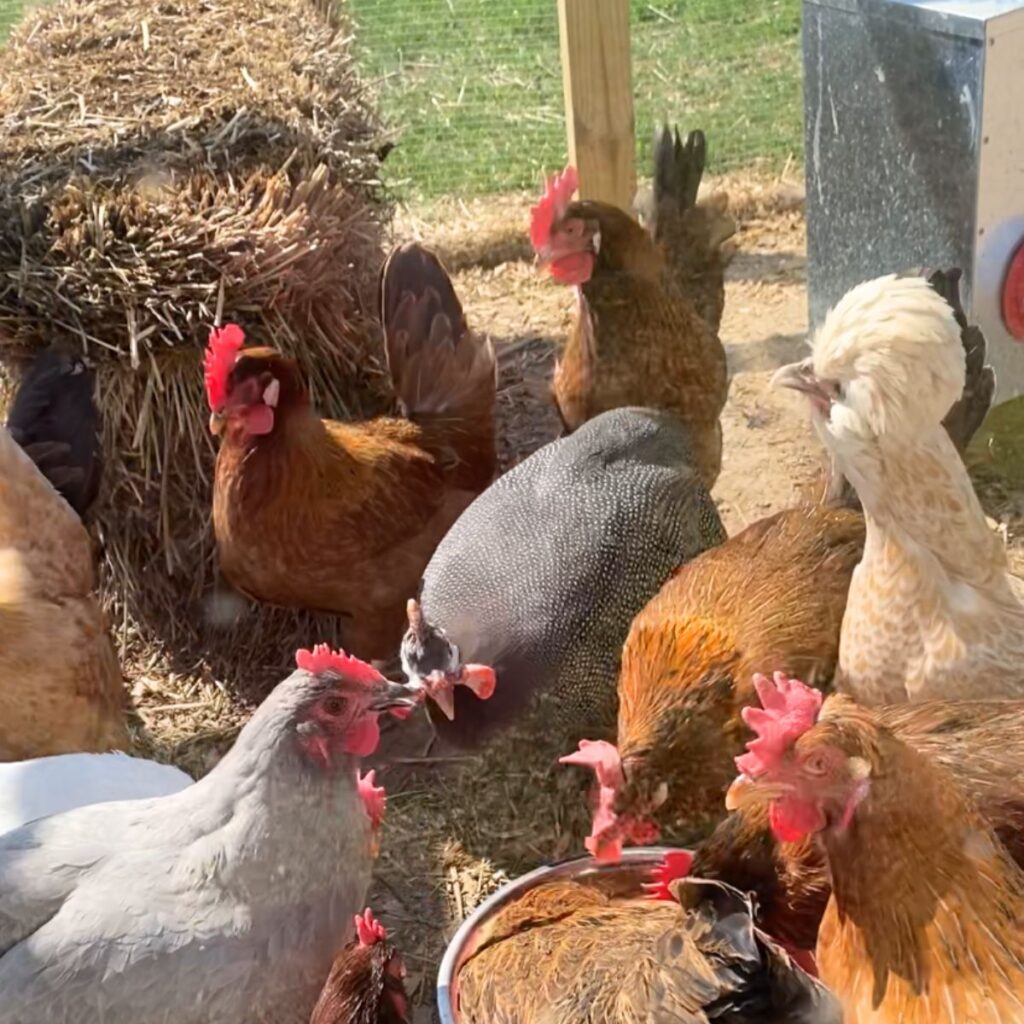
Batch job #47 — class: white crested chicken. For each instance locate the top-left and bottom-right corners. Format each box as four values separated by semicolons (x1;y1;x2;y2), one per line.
773;272;1024;703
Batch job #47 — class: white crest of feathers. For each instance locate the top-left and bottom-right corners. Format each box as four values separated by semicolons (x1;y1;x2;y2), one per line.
812;273;965;440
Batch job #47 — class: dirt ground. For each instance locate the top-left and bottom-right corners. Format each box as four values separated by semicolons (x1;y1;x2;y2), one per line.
124;182;1024;1021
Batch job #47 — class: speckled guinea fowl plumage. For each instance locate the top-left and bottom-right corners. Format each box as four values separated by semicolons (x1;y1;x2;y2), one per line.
404;407;725;744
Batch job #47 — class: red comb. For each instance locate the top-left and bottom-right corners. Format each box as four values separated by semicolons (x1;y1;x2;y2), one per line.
530;166;579;251
559;739;628;863
643;850;694;901
357;769;386;830
735;672;823;778
203;323;245;411
295;644;385;687
354;907;387;946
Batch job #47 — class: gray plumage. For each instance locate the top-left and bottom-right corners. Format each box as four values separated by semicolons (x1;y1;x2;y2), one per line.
0;666;419;1024
403;407;725;744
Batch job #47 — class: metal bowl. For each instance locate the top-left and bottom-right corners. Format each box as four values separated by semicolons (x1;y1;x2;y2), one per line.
436;846;687;1024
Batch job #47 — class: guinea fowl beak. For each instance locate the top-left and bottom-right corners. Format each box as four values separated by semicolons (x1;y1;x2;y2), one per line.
771;358;836;414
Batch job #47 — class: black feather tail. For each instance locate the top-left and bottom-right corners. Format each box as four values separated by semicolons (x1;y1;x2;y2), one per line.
653;124;706;216
927;267;996;455
4;348;102;521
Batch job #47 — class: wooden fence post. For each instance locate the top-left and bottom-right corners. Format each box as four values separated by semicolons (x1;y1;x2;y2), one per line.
557;0;636;212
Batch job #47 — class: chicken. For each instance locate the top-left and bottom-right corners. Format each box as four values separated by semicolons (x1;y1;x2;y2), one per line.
309;909;411;1024
560;504;865;857
646;125;736;334
727;673;1024;1023
0;752;191;836
0;645;421;1024
455;853;840;1024
207;242;496;660
692;694;1024;960
0;424;126;761
531;167;729;490
398;407;725;747
4;348;103;521
773;272;1024;703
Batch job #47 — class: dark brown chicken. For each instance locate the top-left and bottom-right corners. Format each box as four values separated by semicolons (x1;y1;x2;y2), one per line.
207;243;496;659
531;166;728;490
455;858;840;1024
309;909;410;1024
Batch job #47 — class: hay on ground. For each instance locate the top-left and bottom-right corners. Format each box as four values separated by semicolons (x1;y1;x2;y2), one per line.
0;0;393;697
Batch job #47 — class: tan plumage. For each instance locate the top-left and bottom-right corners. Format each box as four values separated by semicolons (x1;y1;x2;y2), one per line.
810;698;1024;1023
692;697;1024;957
455;877;839;1024
0;427;127;759
775;273;1024;703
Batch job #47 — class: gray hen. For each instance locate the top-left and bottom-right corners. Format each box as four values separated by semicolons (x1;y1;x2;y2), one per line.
0;651;420;1024
400;407;725;746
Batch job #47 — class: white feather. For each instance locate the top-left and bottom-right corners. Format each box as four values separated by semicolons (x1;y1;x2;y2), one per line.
0;752;192;836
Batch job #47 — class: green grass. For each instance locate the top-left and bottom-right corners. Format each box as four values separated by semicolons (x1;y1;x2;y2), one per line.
0;0;803;198
350;0;803;198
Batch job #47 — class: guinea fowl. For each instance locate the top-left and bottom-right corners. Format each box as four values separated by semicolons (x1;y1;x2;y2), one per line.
399;407;725;747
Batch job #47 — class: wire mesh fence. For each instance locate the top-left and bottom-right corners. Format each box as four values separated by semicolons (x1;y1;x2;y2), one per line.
0;0;804;200
350;0;804;199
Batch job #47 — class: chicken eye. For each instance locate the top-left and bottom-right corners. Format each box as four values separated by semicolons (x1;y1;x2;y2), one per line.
802;753;829;776
321;696;346;717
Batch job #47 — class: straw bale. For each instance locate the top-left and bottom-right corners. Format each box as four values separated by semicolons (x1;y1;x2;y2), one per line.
0;0;392;692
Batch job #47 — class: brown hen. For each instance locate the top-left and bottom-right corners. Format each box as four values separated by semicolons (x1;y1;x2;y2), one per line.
455;864;839;1024
531;166;728;490
207;243;496;660
729;675;1024;1023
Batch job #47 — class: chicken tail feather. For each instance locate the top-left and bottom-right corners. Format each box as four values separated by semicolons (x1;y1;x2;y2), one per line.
928;267;996;455
380;242;496;426
654;124;705;215
4;349;102;522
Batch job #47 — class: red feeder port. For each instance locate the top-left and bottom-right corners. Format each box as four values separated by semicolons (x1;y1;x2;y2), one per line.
1003;240;1024;341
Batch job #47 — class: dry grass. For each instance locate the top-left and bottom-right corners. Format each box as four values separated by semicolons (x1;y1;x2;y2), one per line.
0;0;393;695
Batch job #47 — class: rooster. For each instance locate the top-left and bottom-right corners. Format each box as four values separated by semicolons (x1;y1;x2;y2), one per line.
206;243;496;660
774;272;1024;703
531;165;729;490
310;908;411;1024
728;673;1024;1023
454;852;840;1023
0;646;421;1023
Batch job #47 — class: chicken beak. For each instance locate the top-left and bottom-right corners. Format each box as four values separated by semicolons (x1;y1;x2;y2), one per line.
725;774;789;811
770;358;835;410
368;679;422;715
209;411;226;436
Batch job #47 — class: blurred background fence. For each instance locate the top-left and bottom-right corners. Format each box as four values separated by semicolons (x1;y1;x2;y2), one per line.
1;0;804;200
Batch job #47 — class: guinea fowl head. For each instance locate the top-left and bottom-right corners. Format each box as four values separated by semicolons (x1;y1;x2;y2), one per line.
399;598;497;722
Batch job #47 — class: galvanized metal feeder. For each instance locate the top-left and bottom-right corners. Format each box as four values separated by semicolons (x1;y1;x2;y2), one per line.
803;0;1024;403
